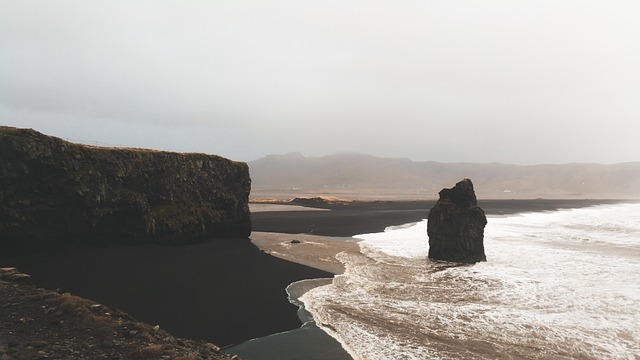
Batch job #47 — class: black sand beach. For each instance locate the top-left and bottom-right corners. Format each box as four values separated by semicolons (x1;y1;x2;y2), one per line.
0;199;628;354
251;199;626;237
0;239;332;347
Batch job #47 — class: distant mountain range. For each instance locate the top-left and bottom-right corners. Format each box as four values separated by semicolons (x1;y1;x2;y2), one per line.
249;152;640;200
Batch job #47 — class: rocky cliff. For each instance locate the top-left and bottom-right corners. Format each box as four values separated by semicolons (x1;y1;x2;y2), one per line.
0;127;251;254
427;178;487;263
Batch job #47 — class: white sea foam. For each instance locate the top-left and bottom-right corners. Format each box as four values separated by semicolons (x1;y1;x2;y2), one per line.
301;203;640;359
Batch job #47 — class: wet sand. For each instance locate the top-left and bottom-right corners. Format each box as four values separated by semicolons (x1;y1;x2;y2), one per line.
250;232;359;274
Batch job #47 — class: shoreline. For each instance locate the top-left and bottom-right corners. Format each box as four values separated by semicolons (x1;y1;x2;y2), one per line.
251;199;633;238
1;199;635;359
226;278;354;360
243;199;637;359
250;232;360;274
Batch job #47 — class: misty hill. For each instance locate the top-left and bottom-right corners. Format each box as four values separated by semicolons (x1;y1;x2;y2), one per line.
249;152;640;200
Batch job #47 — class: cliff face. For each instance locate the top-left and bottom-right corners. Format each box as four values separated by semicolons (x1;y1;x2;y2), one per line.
0;127;251;254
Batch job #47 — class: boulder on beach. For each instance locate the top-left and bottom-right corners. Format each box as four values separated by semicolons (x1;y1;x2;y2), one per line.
427;178;487;263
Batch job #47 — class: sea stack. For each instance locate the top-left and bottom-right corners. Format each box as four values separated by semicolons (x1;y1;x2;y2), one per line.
427;178;487;263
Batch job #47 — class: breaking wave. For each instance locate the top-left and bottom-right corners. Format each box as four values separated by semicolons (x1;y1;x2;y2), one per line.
301;203;640;359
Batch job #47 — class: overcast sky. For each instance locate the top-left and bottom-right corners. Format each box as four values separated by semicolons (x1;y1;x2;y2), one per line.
1;1;639;164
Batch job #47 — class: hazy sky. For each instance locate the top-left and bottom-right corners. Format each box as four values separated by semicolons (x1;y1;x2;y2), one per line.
1;1;639;164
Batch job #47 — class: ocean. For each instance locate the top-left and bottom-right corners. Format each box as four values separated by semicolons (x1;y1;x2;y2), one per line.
300;203;640;359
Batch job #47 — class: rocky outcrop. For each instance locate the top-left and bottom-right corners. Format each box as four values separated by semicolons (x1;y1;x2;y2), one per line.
427;178;487;263
289;196;351;207
0;127;251;254
0;268;233;359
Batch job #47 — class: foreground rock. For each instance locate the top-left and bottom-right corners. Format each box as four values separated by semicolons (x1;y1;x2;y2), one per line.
0;268;234;360
0;127;251;254
427;178;487;263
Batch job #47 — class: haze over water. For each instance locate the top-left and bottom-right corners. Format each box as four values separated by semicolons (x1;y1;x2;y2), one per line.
301;203;640;359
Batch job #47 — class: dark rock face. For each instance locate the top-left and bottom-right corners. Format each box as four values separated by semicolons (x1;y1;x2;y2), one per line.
0;127;251;254
427;178;487;263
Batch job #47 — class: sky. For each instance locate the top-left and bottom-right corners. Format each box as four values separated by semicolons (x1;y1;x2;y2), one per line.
1;1;639;164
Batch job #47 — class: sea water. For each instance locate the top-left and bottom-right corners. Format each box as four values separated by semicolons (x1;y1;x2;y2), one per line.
225;278;353;360
301;203;640;359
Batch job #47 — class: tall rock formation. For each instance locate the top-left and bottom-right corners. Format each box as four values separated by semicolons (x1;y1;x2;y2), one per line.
0;127;251;254
427;178;487;263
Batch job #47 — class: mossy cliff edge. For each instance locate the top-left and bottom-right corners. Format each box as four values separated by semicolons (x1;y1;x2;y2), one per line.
0;127;251;254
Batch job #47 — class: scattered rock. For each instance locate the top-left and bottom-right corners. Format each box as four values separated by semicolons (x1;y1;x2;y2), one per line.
0;275;233;359
0;268;31;282
100;339;115;348
427;178;487;263
290;240;301;244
